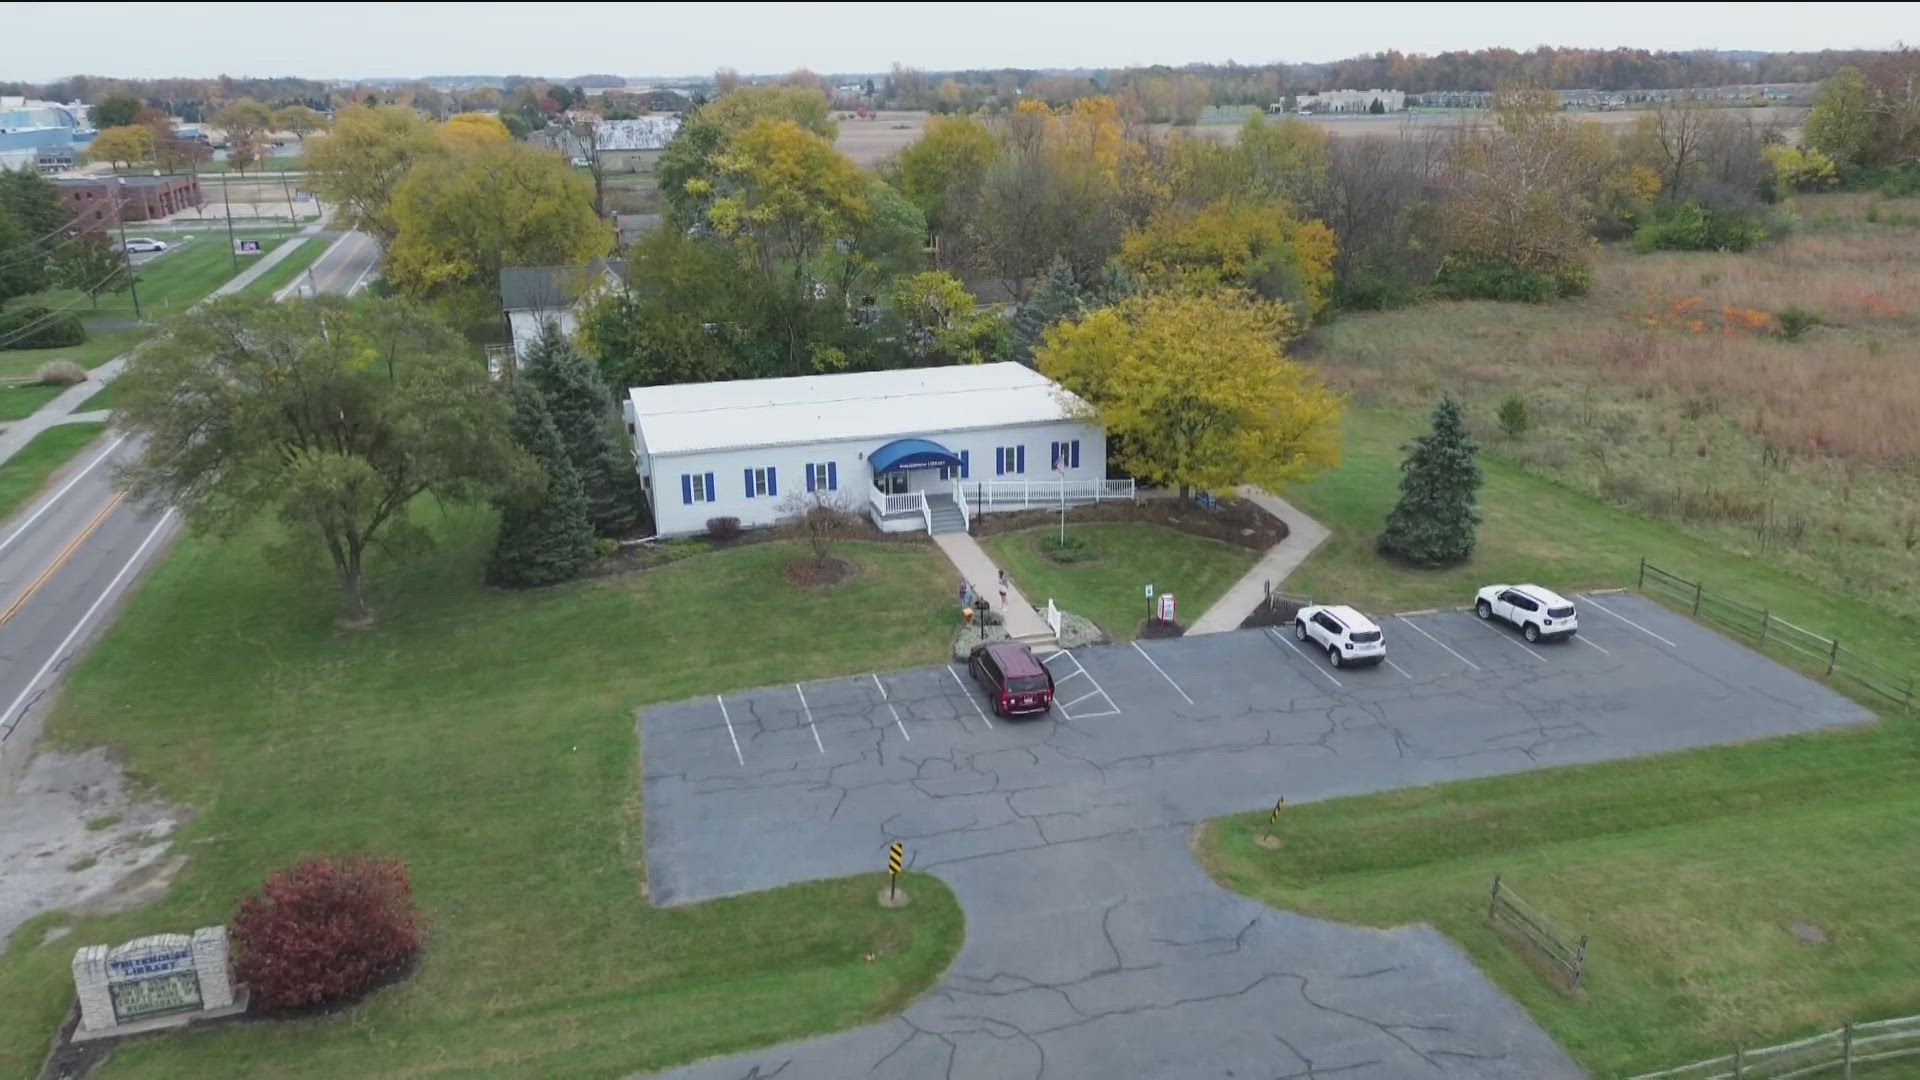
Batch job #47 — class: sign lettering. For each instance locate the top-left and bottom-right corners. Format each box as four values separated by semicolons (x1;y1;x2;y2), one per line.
110;971;202;1022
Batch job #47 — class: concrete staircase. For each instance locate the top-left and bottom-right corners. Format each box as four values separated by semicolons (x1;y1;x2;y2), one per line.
925;493;967;535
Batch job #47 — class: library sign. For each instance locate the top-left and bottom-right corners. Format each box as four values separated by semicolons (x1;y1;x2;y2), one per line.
71;927;239;1040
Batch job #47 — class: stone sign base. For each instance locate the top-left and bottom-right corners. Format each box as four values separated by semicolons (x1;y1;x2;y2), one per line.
67;988;250;1044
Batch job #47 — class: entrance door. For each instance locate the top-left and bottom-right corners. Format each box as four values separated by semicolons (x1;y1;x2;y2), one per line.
880;472;909;495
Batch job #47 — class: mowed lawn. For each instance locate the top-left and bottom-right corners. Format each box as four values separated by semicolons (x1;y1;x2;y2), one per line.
0;514;967;1080
237;236;326;299
1198;407;1920;1075
980;522;1260;638
0;422;108;520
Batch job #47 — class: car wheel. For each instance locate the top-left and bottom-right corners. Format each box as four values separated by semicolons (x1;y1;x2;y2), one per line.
1329;645;1343;668
1295;619;1307;641
1476;600;1493;620
1523;623;1540;643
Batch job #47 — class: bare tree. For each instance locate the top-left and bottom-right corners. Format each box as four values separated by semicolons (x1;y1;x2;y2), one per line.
572;117;608;218
777;490;863;568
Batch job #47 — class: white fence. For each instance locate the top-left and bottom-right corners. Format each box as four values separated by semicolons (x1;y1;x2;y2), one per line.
1631;1013;1920;1080
970;478;1135;510
951;481;971;530
1044;598;1062;637
868;487;929;519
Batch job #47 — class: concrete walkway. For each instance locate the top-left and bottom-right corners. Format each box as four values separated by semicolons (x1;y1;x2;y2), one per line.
931;532;1056;645
1186;487;1332;635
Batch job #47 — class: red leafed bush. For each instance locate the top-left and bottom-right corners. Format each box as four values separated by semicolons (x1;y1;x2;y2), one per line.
230;854;424;1011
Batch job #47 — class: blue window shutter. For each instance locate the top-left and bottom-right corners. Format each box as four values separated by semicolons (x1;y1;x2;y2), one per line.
828;461;837;490
767;467;777;497
1071;440;1081;468
995;447;1004;475
704;473;714;501
960;450;969;478
1017;446;1026;473
681;474;692;505
806;464;816;492
1050;442;1060;470
744;468;755;498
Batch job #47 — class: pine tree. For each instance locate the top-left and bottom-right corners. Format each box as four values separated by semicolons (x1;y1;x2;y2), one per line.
1377;395;1483;567
524;322;645;536
1009;259;1082;366
486;380;596;588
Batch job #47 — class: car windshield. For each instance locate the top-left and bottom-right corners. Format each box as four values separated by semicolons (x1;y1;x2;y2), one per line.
1350;630;1382;643
1008;675;1048;693
1547;605;1575;618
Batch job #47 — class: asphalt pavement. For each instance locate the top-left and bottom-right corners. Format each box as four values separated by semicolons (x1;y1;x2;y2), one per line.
0;226;380;772
637;597;1871;1079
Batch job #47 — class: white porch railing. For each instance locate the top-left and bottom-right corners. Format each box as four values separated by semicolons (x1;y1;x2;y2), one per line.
971;478;1136;509
870;486;930;523
951;479;971;531
1044;598;1062;637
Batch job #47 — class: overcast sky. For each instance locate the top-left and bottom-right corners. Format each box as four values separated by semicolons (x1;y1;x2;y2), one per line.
5;1;1902;83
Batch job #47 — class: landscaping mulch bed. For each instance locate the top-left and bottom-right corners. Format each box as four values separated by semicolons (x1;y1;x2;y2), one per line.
783;556;855;588
1137;618;1187;639
970;495;1286;551
1238;597;1309;631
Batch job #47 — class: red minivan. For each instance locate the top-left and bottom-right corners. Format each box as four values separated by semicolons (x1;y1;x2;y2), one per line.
968;641;1055;717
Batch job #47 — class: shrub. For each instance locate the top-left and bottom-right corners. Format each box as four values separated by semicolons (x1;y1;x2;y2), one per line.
1495;394;1529;440
594;536;619;559
705;516;741;540
1632;201;1772;253
1332;271;1422;312
230;854;424;1011
1775;307;1822;341
1433;254;1588;303
0;305;87;350
34;360;88;387
1038;533;1096;563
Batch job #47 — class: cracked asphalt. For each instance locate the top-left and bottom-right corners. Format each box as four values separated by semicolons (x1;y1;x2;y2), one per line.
637;593;1871;1079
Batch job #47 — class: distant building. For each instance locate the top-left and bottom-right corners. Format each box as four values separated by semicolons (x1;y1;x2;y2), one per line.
0;96;92;173
544;116;682;174
498;260;625;364
55;175;202;230
1280;89;1406;114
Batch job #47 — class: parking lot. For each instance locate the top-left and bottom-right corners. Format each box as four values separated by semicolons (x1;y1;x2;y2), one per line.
641;591;1868;906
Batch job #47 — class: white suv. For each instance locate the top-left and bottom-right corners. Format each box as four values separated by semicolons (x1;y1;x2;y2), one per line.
1295;604;1386;667
1475;584;1579;642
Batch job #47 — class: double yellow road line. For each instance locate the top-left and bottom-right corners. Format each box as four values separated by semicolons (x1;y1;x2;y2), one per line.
0;489;128;628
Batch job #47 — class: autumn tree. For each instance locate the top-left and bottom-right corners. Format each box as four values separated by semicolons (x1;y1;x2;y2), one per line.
272;104;327;140
302;104;443;245
1377;395;1482;567
524;324;644;537
1119;198;1336;323
1037;291;1341;497
114;295;523;623
889;114;997;241
891;270;1003;364
439;111;511;152
658;86;837;224
88;124;154;170
486;378;597;588
216;99;274;173
1803;67;1879;169
385;141;609;322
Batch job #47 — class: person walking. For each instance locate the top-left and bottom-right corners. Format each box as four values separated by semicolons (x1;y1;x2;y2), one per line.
997;569;1009;612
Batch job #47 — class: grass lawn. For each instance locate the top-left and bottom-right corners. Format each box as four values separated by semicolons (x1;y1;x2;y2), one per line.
0;422;108;521
19;234;292;325
1193;407;1920;1076
979;522;1260;638
0;516;966;1079
72;381;115;414
237;236;326;298
0;328;142;384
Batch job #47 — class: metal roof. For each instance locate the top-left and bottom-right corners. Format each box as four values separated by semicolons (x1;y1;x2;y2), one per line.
498;260;623;312
629;363;1091;457
594;117;680;151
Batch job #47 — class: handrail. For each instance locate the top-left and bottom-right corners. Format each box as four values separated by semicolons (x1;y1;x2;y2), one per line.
918;492;931;534
952;478;970;531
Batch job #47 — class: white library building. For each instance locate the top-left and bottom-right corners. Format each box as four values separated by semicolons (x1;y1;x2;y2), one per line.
623;362;1134;537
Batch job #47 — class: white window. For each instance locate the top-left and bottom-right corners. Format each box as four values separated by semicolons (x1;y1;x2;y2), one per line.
681;472;714;504
744;467;777;498
996;445;1025;475
1050;439;1081;470
806;462;837;491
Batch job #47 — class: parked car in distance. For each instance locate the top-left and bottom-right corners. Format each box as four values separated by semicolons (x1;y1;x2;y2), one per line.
968;641;1055;717
1475;584;1579;642
1294;604;1387;667
122;237;168;253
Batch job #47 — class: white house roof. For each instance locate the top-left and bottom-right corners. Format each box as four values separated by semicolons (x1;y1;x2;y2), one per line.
629;363;1090;457
595;117;680;151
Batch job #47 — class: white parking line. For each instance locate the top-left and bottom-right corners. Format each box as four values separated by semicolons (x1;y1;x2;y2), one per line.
1266;628;1343;688
1578;595;1679;648
872;673;909;741
1062;688;1103;708
1396;616;1482;671
946;666;993;729
1574;634;1611;656
795;683;825;753
1130;641;1193;704
1466;613;1543;657
1384;657;1414;679
715;694;745;766
1044;649;1121;719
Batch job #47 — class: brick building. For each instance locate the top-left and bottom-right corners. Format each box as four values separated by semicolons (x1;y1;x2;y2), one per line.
55;175;202;231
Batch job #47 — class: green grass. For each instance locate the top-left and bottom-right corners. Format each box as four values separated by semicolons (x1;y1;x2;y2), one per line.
0;516;967;1079
0;328;141;384
0;422;108;521
72;380;115;413
1194;407;1920;1076
238;237;326;298
979;522;1260;638
18;234;294;325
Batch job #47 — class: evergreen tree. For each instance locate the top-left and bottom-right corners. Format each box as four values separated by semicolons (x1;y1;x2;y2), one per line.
524;322;645;536
1377;395;1483;567
1009;259;1082;366
487;379;596;588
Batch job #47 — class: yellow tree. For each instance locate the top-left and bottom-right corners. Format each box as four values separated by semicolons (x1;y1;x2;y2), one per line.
890;114;997;237
1037;292;1342;496
88;124;154;170
301;104;443;245
439;111;511;152
1120;198;1336;323
272;105;327;140
215;99;274;173
385;142;610;321
705;119;867;278
659;86;837;223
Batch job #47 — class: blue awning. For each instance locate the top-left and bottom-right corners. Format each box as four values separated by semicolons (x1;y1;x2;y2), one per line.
869;437;963;474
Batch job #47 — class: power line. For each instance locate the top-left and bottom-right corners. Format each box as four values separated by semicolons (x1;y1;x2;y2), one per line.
0;263;129;349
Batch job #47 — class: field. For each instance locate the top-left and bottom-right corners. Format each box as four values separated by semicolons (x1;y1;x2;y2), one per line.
0;518;967;1079
0;422;108;521
979;522;1260;638
1309;191;1920;621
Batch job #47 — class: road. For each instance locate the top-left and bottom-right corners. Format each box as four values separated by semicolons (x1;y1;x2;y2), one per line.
0;228;380;772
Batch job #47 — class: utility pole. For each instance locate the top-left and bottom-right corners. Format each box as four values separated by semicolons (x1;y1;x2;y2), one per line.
113;184;143;321
220;167;238;272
